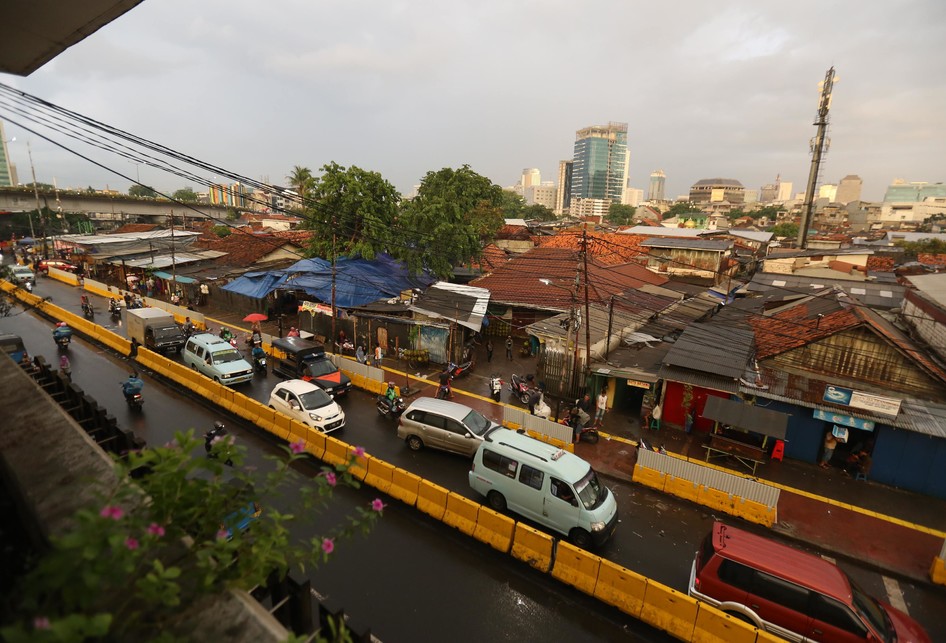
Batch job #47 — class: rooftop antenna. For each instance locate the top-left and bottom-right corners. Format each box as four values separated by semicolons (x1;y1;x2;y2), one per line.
797;67;837;249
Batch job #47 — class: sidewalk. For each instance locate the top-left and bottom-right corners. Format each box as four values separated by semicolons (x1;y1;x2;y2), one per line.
82;285;946;584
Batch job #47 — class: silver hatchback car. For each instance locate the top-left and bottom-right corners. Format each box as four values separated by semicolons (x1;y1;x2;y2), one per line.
397;397;501;457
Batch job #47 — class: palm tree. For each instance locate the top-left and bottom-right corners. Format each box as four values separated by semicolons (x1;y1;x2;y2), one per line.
286;165;314;211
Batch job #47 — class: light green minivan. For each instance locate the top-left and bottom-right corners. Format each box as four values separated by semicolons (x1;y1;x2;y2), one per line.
469;428;618;548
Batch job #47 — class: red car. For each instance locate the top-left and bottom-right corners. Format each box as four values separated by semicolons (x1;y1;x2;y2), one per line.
37;259;79;274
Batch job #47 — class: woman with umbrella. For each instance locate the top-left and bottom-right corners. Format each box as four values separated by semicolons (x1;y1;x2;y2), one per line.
243;313;267;348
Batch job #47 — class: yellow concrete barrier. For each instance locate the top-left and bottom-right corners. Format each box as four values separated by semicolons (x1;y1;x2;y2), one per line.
271;413;292;441
731;498;777;527
304;429;327;459
930;556;946;585
322;436;350;467
389;467;421;506
442;492;480;536
632;464;667;491
287;419;309;444
551;541;603;596
698;487;734;513
471;506;515;553
692;603;760;643
510;523;553;573
363;457;394;494
639;580;698;640
415;480;449;520
593;558;647;618
665;476;701;503
349;448;368;481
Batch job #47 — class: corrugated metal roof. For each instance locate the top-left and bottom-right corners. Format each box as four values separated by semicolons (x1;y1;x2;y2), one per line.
662;322;754;379
642;238;732;251
409;282;490;331
657;364;739;393
748;272;904;310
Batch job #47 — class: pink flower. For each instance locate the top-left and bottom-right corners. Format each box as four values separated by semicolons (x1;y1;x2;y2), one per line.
352;446;366;457
371;498;385;512
99;505;124;520
125;537;139;550
321;538;335;554
216;529;230;541
322;471;337;487
33;616;50;630
290;440;305;454
147;523;165;537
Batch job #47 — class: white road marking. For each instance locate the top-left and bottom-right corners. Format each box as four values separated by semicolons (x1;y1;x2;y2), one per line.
882;576;909;615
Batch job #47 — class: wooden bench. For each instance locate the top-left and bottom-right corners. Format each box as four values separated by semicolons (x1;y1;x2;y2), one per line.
703;433;767;475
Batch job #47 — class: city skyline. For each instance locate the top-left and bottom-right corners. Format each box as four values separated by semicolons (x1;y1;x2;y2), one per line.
0;1;943;203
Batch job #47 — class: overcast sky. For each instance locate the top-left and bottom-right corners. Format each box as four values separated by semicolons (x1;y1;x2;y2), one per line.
2;0;944;202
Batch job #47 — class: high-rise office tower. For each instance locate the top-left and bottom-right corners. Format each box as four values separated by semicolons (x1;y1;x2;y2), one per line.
836;175;862;204
648;170;666;201
521;168;541;190
570;122;629;203
555;160;573;215
0;121;15;187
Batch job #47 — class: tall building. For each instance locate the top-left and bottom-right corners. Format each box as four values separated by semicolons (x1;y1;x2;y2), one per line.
0;121;15;187
819;183;838;202
835;175;862;204
689;178;745;204
524;183;557;210
623;187;644;207
777;181;793;202
648;170;666;201
521;168;541;190
570;122;629;204
554;160;573;215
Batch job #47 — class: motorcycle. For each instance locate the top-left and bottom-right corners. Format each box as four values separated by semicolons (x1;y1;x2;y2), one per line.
489;375;503;402
24;280;33;293
205;422;234;466
447;358;475;379
509;373;536;405
558;403;599;444
435;375;453;400
124;390;144;412
252;352;267;374
377;394;406;420
53;326;72;350
82;301;94;319
109;300;122;320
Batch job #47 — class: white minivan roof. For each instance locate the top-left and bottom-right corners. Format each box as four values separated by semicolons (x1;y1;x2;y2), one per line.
483;428;591;480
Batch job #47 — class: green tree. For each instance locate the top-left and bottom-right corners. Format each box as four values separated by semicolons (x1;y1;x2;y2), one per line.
172;187;198;202
300;161;402;261
129;185;157;198
894;238;946;262
286;165;314;211
500;190;525;219
606;203;635;225
211;225;231;238
769;222;799;239
665;201;702;218
523;203;556;221
398;165;505;278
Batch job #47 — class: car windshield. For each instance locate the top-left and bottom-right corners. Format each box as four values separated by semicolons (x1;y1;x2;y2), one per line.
850;578;891;642
297;387;332;410
303;358;336;377
212;349;243;364
574;467;607;510
461;409;492;436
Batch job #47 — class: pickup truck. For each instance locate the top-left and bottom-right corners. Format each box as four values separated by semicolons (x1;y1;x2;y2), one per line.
123;308;186;354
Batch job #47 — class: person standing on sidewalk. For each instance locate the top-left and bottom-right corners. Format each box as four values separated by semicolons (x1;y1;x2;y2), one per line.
486;339;493;363
595;390;608;427
505;336;513;360
373;343;383;367
821;431;838;468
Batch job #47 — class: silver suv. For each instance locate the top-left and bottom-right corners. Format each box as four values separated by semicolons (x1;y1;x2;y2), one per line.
397;397;500;457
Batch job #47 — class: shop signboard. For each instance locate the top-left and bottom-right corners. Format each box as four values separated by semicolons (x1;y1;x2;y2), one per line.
823;385;901;417
813;409;875;431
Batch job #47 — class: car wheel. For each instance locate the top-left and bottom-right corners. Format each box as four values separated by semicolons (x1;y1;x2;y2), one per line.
213;376;220;383
406;435;423;451
190;363;198;371
486;491;506;512
569;528;592;549
723;611;757;627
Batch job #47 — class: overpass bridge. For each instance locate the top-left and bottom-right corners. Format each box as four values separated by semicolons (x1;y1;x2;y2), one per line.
0;186;232;229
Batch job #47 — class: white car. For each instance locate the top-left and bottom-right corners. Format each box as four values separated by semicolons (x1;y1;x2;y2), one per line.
11;265;35;284
268;379;345;433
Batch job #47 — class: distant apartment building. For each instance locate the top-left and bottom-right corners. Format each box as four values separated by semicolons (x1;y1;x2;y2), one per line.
760;176;792;203
0;121;15;187
836;175;862;204
525;182;557;210
647;170;666;201
743;189;759;204
777;181;793;202
570;122;629;206
878;180;946;229
623;187;644;207
883;180;946;203
819;183;838;202
521;168;541;190
689;178;745;204
555;160;573;215
569;197;612;219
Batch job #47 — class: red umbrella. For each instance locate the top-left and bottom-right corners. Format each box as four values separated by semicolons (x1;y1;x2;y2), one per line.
243;313;268;322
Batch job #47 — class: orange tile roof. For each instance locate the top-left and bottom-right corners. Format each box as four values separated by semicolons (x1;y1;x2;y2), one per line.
202;233;298;267
533;230;647;265
111;223;160;234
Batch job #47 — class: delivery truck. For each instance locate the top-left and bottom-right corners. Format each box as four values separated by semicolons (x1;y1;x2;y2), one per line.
124;308;186;354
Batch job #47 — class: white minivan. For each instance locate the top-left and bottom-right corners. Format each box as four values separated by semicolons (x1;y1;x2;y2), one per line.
469;428;618;548
182;333;253;386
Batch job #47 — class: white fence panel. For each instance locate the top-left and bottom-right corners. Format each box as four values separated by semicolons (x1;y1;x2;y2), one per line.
502;406;573;443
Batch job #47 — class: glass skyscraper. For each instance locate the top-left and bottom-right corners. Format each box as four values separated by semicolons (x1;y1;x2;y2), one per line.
570;122;629;203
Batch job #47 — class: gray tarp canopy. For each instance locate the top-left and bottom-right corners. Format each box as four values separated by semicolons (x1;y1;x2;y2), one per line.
703;396;789;440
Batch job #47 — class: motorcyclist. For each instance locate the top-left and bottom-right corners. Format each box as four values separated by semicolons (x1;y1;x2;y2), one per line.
205;421;234;466
251;344;266;366
182;316;195;337
437;369;452;398
122;372;144;401
219;326;233;342
382;381;398;410
109;298;122;313
52;321;73;343
80;294;92;314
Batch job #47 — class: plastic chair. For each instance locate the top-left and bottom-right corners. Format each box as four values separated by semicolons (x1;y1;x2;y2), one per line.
855;471;868;482
649;417;660;431
770;440;785;462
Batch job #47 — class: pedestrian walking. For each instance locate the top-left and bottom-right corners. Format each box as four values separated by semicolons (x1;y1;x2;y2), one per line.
821;431;838;468
373;343;383;367
595;390;608;426
505;336;513;360
486;339;493;363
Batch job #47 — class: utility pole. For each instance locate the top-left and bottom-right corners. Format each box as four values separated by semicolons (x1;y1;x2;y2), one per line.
581;229;592;389
26;140;39;242
168;213;177;291
797;66;837;250
330;217;337;350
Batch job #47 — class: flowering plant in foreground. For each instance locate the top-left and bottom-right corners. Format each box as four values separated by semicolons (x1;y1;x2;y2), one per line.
1;431;382;642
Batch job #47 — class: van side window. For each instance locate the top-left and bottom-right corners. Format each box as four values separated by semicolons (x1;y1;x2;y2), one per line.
482;449;518;478
444;419;467;436
518;465;544;490
550;477;577;505
751;571;809;614
717;559;753;592
809;593;868;637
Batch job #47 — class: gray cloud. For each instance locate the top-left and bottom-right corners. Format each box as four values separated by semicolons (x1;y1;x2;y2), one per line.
2;0;944;201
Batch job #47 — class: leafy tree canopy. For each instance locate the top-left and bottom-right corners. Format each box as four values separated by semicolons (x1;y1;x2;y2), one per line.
286;165;314;211
606;203;635;225
398;165;505;278
301;161;402;261
129;185;157;198
665;201;702;218
893;238;946;261
172;187;198;202
211;225;231;238
523;203;556;222
500;190;524;219
769;222;799;239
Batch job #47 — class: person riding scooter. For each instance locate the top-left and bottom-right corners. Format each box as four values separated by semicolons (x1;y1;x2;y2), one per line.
122;372;144;402
52;321;73;346
382;381;398;410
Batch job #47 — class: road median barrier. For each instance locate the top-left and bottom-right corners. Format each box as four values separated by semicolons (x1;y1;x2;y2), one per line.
389;467;421;506
639;580;698;641
415;479;449;520
364;457;394;494
322;436;351;468
442;492;480;536
348;448;368;481
665;476;701;503
697;487;735;514
931;554;946;585
270;413;291;441
632;463;667;491
691;603;761;643
510;523;553;573
593;558;647;618
551;541;603;595
471;506;514;553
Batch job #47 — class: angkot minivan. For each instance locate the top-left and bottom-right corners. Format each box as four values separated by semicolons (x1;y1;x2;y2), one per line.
182;333;253;386
469;428;618;548
689;521;930;643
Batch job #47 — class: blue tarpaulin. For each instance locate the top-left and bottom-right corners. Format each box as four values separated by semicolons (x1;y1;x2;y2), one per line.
221;254;434;307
